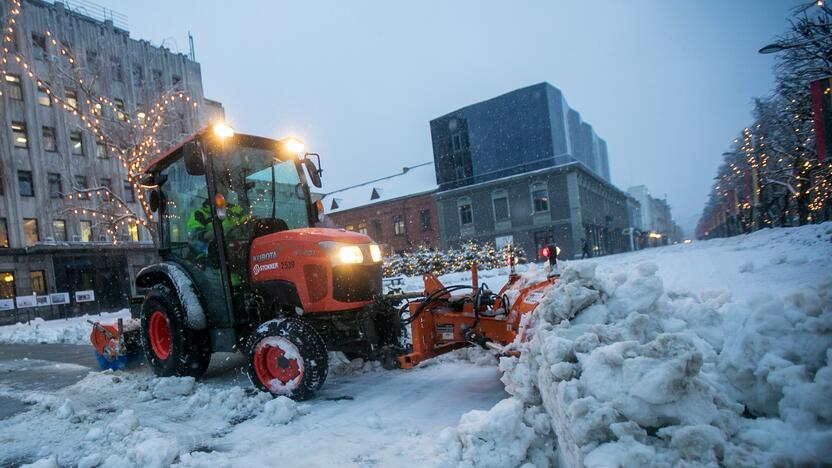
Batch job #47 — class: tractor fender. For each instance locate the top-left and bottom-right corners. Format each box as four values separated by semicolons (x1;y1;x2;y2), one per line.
136;262;207;330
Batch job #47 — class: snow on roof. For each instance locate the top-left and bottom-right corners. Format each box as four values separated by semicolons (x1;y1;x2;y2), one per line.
322;162;437;214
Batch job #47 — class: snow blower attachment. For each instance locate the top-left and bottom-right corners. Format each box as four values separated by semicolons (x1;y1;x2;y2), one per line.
396;245;561;368
89;318;142;370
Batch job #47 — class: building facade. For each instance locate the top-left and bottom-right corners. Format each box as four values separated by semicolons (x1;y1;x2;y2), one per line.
434;162;632;261
430;82;611;191
0;0;219;322
322;163;440;253
626;185;681;246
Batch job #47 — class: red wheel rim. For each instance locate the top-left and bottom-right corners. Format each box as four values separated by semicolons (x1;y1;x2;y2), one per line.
149;310;172;360
252;337;304;393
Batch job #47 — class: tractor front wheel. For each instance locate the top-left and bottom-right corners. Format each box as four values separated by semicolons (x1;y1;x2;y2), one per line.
246;318;328;400
140;284;211;378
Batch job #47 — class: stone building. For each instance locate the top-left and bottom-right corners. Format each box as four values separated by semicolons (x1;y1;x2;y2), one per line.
322;163;440;253
0;0;221;320
434;162;632;261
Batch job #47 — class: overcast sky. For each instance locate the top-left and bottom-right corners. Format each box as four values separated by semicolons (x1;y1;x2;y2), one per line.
93;1;799;235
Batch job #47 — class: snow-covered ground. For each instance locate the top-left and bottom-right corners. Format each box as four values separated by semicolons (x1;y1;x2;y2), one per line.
0;309;130;345
1;223;830;467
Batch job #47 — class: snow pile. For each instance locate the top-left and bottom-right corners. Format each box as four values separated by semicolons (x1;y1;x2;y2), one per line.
0;309;131;345
442;223;832;467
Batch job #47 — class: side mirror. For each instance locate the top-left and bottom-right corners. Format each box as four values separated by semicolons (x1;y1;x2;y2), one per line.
303;154;323;188
183;141;205;176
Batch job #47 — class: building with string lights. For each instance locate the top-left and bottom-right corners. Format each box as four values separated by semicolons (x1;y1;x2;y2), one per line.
0;0;222;320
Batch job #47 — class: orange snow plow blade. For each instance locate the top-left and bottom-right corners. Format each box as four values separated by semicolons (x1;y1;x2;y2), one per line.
89;318;142;370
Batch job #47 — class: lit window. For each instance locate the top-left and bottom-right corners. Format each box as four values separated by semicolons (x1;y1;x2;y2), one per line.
0;218;8;248
128;223;139;241
80;220;92;242
70;131;84;155
18;171;34;197
53;219;67;241
393;215;405;236
12;121;27;148
29;270;46;295
532;183;549;213
114;98;125;121
459;203;473;226
65;88;78;110
4;74;22;100
42;126;57;152
23;218;39;246
96;141;107;158
37;84;51;106
358;222;367;235
0;271;15;299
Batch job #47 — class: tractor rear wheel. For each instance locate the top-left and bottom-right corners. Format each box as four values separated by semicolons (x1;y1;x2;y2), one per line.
246;318;328;400
140;284;211;378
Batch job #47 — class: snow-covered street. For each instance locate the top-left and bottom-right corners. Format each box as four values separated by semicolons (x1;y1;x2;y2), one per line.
0;223;830;467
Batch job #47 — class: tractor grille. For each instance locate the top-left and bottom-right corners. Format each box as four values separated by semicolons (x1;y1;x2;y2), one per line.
332;264;381;303
304;264;329;303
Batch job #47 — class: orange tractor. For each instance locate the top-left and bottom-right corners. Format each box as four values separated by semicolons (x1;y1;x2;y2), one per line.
90;125;561;399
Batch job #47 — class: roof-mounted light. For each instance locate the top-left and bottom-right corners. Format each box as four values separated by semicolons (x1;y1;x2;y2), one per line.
213;123;235;138
284;138;305;154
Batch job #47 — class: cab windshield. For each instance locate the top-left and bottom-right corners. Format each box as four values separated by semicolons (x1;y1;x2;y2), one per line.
212;142;312;231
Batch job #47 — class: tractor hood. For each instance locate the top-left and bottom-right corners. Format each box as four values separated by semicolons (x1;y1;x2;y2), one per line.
263;227;373;245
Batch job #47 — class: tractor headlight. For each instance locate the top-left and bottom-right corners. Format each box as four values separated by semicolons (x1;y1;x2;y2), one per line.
337;245;364;264
369;244;382;263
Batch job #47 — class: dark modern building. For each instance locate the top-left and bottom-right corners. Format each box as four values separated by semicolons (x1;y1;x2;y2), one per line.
430;82;611;191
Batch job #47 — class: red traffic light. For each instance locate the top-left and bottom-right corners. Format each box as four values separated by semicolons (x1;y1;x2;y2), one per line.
541;246;550;258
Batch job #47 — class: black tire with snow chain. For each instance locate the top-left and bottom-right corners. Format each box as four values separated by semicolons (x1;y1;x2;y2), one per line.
140;284;211;378
246;318;328;401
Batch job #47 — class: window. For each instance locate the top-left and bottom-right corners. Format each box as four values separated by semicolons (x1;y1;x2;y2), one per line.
23;218;39;246
371;219;382;238
110;57;123;82
37;84;51;106
393;215;405;236
114;98;125;120
345;225;354;231
18;171;33;197
123;181;135;202
31;33;47;60
152;69;163;90
101;178;112;201
0;218;8;247
12;121;27;148
96;141;107;159
172;75;182;86
65;88;78;111
79;220;92;242
29;270;46;295
0;173;3;195
4;74;22;100
48;173;62;198
452;133;462;152
42;126;57;152
128;223;139;242
532;184;549;213
52;219;67;241
74;175;88;199
132;64;144;86
70;131;84;155
86;50;98;68
459;202;473;226
0;272;15;299
420;209;432;231
493;192;510;222
358;222;367;235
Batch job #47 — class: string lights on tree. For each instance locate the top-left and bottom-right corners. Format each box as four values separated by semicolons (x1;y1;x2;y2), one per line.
1;0;200;244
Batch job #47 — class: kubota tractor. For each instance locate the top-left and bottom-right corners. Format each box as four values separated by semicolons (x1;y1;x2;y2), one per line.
96;125;404;399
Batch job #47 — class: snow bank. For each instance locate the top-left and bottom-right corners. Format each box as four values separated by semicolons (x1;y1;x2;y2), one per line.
0;309;131;345
442;223;832;467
